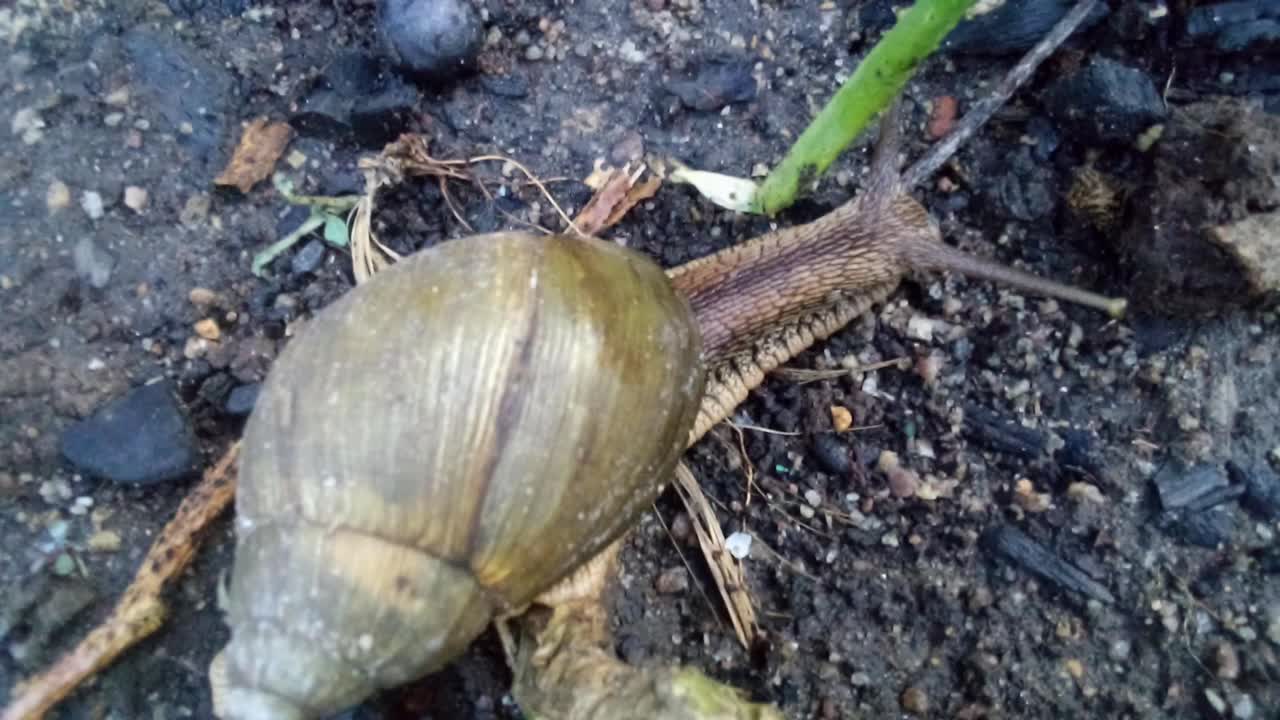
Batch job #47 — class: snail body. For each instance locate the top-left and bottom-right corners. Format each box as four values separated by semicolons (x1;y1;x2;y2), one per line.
218;231;705;719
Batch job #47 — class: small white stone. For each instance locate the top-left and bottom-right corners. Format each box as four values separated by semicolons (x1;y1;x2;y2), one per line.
1232;694;1255;719
81;191;104;220
803;489;821;507
906;315;935;342
724;531;752;559
124;186;148;212
46;180;71;212
87;358;105;371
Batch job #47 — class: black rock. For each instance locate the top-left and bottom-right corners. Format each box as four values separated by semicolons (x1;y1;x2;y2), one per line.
59;380;199;485
1026;115;1060;161
982;525;1115;604
1220;20;1280;52
667;57;757;112
378;0;483;81
196;373;235;409
1227;460;1280;520
810;434;852;476
1042;57;1167;145
225;383;261;417
123;30;234;171
1153;462;1229;510
1161;506;1236;549
942;0;1110;55
276;205;312;238
985;147;1055;222
291;51;420;146
961;404;1047;460
1057;428;1107;483
291;240;327;276
1186;2;1280;53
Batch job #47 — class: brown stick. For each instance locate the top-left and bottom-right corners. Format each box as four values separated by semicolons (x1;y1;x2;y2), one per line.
1;442;242;720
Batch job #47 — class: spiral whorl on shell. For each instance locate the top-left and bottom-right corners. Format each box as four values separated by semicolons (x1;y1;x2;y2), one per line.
216;231;706;719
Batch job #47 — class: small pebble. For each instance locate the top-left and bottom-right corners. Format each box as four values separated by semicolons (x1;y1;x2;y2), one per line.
1108;638;1131;661
724;531;752;559
1215;641;1240;680
194;318;222;341
1064;658;1084;680
927;95;958;139
830;405;853;432
655;567;689;594
123;185;148;212
72;237;116;289
670;512;692;542
47;180;71;212
1014;478;1051;512
291;240;326;276
105;86;130;106
1232;694;1255;720
184;336;209;359
380;0;483;79
1067;482;1106;504
88;530;122;552
900;686;928;715
189;287;220;306
618;40;646;64
810;434;852;475
81;191;105;219
906;315;935;342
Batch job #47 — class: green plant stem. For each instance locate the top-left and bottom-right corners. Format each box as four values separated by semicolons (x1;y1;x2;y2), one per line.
754;0;975;215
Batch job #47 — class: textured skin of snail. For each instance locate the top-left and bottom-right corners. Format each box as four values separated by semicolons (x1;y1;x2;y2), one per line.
218;231;706;719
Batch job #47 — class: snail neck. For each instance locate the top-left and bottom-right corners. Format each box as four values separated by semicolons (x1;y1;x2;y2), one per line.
668;193;921;361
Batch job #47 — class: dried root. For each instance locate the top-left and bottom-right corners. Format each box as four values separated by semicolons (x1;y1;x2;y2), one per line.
505;539;781;720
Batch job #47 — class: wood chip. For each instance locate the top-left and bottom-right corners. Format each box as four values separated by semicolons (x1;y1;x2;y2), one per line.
214;117;293;194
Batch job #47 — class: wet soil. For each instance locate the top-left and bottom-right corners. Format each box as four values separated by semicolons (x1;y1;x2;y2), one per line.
2;1;1278;719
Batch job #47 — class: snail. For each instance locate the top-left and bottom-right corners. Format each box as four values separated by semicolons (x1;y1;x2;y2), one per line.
214;232;706;719
212;135;1124;719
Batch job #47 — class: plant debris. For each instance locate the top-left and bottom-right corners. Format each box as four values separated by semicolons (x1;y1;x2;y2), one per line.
213;117;293;194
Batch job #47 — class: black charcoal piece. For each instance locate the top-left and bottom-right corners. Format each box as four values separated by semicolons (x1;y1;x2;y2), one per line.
982;525;1115;604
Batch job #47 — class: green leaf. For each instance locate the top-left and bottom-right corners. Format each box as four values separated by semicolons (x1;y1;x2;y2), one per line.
322;213;350;247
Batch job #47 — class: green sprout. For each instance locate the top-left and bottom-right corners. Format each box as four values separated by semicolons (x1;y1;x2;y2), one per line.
249;174;362;277
670;0;977;216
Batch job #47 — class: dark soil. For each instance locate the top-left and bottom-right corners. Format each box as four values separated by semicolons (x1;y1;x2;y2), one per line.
2;1;1278;719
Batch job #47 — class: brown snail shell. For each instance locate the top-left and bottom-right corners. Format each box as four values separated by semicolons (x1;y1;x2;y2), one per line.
217;231;706;719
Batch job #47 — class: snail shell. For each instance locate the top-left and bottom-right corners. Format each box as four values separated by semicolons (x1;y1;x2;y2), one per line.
217;231;706;719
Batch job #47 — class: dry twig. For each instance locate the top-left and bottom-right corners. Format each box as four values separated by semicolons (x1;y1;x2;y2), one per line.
671;461;758;649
